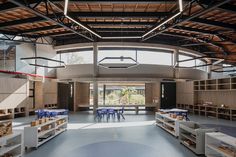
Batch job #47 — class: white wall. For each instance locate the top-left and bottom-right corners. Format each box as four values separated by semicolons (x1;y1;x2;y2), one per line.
57;64;208;80
0;78;30;109
57;64;94;79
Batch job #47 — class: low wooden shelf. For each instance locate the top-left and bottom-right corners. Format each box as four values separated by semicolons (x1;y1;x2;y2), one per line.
205;132;236;157
0;131;23;157
155;112;184;137
24;115;68;149
179;121;215;155
177;104;236;121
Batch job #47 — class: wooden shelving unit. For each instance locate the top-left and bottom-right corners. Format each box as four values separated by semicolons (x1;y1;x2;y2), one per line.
218;108;231;120
232;109;236;121
179;121;215;155
205;132;236;157
193;77;236;91
0;109;14;120
176;104;193;114
44;104;57;109
14;107;26;118
155;112;184;137
177;104;236;121
0;131;23;157
24;115;68;149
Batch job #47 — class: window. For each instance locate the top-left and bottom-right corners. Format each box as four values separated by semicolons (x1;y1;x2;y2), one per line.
98;49;173;66
98;50;136;64
179;55;195;67
137;50;172;65
90;83;145;106
0;43;16;71
196;59;207;71
179;54;207;71
60;51;93;65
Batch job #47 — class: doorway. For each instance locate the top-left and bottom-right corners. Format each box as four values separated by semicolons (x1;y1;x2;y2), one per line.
58;82;74;111
160;82;176;109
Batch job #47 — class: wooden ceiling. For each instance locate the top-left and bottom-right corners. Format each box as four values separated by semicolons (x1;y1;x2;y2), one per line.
0;0;236;63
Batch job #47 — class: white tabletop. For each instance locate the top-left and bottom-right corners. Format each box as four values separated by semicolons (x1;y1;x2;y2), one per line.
96;107;122;110
35;109;68;113
160;108;188;113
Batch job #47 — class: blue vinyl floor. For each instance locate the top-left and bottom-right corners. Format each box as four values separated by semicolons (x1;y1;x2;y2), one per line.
13;111;236;157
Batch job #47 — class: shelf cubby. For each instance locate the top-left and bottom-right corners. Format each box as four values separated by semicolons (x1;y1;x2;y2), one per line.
194;86;199;91
205;132;236;157
206;85;217;90
231;77;236;84
14;107;26;118
218;84;231;90
0;109;13;120
217;108;231;120
218;78;231;84
231;109;236;121
205;106;217;118
200;85;205;90
0;131;23;157
24;116;68;149
193;105;199;115
200;80;206;86
194;81;199;86
206;79;217;85
156;112;184;137
231;83;236;90
179;121;215;155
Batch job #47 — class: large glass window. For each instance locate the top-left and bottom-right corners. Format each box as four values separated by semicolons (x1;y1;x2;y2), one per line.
179;54;195;67
60;51;93;65
137;50;172;65
98;50;136;64
98;49;173;66
179;54;207;71
90;83;145;106
0;43;16;71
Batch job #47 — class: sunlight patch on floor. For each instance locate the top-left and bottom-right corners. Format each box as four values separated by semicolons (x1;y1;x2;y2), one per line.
67;120;155;130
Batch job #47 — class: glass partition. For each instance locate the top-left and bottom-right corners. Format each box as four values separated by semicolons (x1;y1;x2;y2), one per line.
0;42;16;71
60;51;93;65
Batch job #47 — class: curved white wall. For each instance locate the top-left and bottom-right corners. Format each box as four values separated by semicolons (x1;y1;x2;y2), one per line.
57;64;207;80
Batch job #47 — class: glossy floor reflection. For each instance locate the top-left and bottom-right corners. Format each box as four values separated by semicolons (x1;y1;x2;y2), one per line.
14;111;236;157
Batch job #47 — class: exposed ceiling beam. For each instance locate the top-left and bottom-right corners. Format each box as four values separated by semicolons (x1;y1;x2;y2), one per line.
0;16;48;29
172;26;218;35
7;0;95;41
162;32;231;55
0;0;179;12
142;0;232;45
0;2;19;13
201;1;236;14
86;21;155;26
218;3;236;14
19;27;145;35
11;23;216;35
1;0;234;14
1;11;235;31
190;18;236;31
